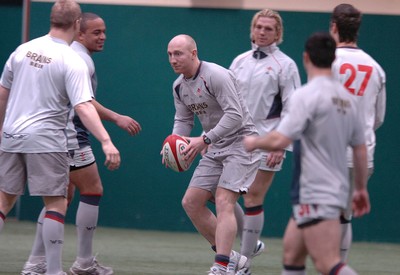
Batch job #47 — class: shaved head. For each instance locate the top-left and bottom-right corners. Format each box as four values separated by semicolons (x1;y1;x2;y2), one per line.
167;34;200;78
168;34;197;52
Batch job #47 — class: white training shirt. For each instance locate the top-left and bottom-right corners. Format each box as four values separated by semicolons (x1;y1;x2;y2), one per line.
277;76;365;208
332;47;386;168
0;35;93;153
172;61;258;149
230;43;301;136
66;41;96;151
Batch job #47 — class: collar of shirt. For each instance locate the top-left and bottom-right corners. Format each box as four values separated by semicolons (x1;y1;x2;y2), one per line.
251;42;279;59
253;49;267;59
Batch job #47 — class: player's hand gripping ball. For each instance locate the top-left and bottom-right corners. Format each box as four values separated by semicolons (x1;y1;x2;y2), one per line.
162;134;192;172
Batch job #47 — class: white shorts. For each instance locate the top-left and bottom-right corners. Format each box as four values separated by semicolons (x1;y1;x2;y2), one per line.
258;150;285;172
292;204;341;228
0;150;69;196
69;146;96;170
189;142;261;194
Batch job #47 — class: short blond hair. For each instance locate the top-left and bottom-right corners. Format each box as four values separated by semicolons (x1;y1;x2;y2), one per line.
250;9;284;44
50;0;81;30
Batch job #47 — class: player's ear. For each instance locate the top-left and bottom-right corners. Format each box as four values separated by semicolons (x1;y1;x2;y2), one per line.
330;22;338;34
75;31;84;42
302;52;310;69
303;52;308;63
191;49;198;59
73;17;81;32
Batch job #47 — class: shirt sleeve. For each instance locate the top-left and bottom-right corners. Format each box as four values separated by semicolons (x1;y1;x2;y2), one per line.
172;83;194;137
0;52;15;90
350;107;367;147
277;89;310;141
374;69;386;130
206;70;243;142
279;61;301;119
64;54;93;107
76;51;96;98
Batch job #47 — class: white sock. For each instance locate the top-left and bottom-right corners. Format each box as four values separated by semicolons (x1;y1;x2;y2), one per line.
29;207;46;259
241;207;264;257
76;200;99;259
340;222;352;262
42;211;65;274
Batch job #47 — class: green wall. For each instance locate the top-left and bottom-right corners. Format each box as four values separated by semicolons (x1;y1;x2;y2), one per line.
2;2;399;243
0;3;22;72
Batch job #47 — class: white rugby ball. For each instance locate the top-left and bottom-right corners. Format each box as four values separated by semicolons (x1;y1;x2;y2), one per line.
162;134;192;172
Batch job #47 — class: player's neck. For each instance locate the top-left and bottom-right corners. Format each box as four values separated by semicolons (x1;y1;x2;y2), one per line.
49;28;75;45
337;42;357;48
308;67;332;81
184;59;201;79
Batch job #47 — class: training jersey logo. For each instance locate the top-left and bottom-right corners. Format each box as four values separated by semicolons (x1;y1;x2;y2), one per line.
265;66;273;74
3;132;30;140
187;102;208;115
26;51;52;69
332;97;351;114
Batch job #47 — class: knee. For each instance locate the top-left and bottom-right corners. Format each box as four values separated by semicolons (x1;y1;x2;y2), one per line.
313;260;329;274
313;258;342;274
282;239;306;266
77;179;103;195
182;195;199;216
243;190;264;208
0;193;18;216
282;251;306;268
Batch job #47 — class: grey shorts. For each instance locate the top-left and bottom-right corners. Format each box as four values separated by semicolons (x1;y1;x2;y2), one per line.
258;150;285;172
189;142;261;194
69;146;96;170
292;204;341;228
0;150;69;196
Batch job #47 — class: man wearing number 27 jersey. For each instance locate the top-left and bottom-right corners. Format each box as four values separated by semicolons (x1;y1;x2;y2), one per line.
330;3;386;262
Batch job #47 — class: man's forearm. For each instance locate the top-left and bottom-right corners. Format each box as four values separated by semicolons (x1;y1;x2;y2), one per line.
353;143;368;190
74;101;111;144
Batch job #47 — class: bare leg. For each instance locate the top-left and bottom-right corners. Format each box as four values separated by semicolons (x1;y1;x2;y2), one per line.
215;187;240;256
303;219;342;274
282;218;308;268
182;187;216;246
0;191;18;231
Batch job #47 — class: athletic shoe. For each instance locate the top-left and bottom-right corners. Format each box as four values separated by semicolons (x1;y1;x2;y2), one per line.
252;240;265;258
21;261;47;275
235;266;251;275
69;257;113;275
208;263;227;275
227;251;249;275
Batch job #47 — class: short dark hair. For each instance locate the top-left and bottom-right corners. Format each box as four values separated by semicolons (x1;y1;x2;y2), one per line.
80;12;101;32
331;4;362;43
305;32;336;68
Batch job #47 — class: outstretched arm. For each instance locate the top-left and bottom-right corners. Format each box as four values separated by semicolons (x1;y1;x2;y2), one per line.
91;99;142;136
243;131;292;152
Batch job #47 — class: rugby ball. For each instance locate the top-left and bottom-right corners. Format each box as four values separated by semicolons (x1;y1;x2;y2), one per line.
162;134;192;172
